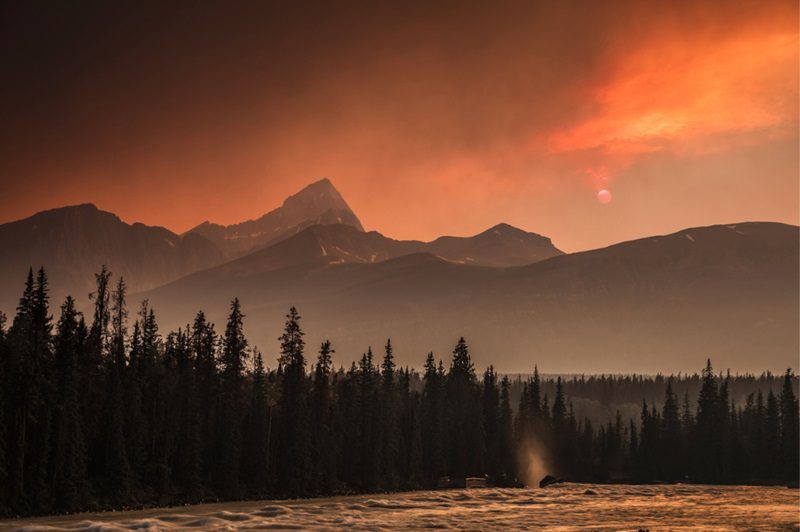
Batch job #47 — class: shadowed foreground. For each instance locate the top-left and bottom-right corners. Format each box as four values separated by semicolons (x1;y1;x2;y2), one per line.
2;484;798;531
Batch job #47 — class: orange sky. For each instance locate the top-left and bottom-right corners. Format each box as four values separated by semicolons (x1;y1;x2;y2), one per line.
1;0;797;251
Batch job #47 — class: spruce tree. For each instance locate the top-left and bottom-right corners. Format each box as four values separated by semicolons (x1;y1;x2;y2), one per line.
661;379;681;481
276;306;310;495
356;347;381;490
498;376;515;484
446;338;482;481
0;311;8;514
694;359;721;482
311;340;336;492
83;266;111;485
7;268;54;513
190;310;217;488
50;297;90;512
243;350;270;496
102;277;131;504
380;339;399;489
764;390;781;478
779;370;799;480
174;327;202;500
421;352;445;486
482;366;500;480
218;298;248;497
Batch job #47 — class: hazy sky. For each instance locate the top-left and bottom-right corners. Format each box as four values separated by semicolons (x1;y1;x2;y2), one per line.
1;0;797;251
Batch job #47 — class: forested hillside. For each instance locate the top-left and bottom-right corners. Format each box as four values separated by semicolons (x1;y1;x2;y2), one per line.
0;268;797;517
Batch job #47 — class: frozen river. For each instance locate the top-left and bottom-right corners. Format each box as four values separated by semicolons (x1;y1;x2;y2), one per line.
3;484;798;531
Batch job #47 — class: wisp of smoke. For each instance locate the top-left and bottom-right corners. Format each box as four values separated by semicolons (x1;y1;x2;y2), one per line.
516;438;552;487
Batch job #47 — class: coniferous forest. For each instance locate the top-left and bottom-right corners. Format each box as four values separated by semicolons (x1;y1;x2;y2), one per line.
0;267;798;517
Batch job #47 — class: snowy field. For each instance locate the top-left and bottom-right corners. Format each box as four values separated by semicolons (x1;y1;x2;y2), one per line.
2;484;798;531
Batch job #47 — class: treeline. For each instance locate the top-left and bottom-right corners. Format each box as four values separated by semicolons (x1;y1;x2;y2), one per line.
0;267;797;517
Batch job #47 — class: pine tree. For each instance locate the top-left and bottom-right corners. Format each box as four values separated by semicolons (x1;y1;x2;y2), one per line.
217;298;248;497
397;367;423;489
174;327;202;500
694;359;721;482
83;266;111;486
276;306;310;495
498;376;515;484
779;370;799;480
29;268;54;513
661;379;681;481
446;338;482;481
6;269;36;513
7;268;55;513
310;340;336;492
243;350;270;496
190;310;217;488
380;339;399;489
0;310;8;514
421;352;445;486
764;390;781;478
102;277;131;504
356;347;381;490
482;366;500;480
49;297;90;512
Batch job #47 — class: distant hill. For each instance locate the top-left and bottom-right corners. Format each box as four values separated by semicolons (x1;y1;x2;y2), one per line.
137;222;799;374
191;222;563;279
0;203;223;312
184;178;365;258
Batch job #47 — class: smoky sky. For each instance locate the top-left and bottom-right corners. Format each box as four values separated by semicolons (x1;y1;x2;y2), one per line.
1;0;797;251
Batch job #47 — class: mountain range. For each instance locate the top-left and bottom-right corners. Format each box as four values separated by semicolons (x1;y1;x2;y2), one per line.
0;179;796;373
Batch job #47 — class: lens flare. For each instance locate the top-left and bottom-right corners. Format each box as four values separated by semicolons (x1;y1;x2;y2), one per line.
597;189;612;204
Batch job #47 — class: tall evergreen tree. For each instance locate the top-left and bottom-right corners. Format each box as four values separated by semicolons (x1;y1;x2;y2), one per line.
173;327;201;500
661;379;682;481
380;339;399;489
7;268;54;513
190;310;217;489
101;277;131;504
482;366;500;480
310;340;336;492
694;359;721;482
446;338;482;481
217;298;248;497
0;310;8;514
421;352;445;486
497;376;515;484
356;347;381;490
764;390;781;478
779;370;799;480
243;350;270;496
49;297;89;512
83;266;111;485
276;306;310;495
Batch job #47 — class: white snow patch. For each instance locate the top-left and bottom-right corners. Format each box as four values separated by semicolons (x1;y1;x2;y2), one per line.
320;245;328;256
165;238;176;247
685;234;695;242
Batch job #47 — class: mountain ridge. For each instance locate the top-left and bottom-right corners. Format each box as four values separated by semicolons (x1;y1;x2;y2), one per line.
136;220;798;373
0;202;225;312
184;178;365;258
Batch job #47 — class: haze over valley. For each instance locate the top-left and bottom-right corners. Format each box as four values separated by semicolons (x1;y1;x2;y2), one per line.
1;179;796;374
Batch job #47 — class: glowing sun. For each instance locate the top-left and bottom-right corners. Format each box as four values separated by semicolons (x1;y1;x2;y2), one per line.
597;189;612;204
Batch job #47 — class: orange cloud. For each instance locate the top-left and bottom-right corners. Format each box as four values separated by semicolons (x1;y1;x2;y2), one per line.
546;29;798;184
